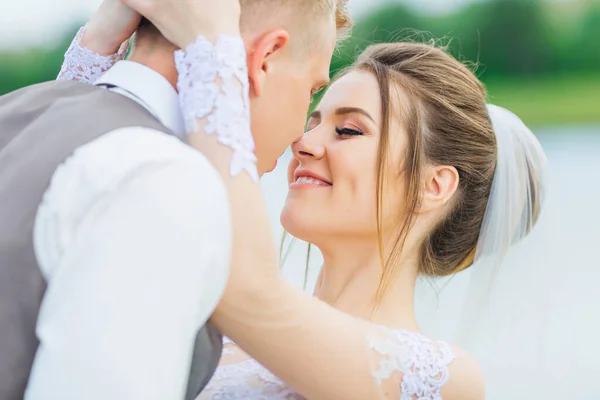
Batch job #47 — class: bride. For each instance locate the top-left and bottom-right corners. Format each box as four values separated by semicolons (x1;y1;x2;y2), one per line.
58;0;546;398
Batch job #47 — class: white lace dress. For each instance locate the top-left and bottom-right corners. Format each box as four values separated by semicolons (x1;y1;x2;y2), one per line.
57;29;457;400
199;332;455;400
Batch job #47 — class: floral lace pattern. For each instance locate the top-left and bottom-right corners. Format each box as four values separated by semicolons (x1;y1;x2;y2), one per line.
197;331;454;400
197;336;302;400
174;35;258;182
370;330;456;400
57;26;129;84
56;31;258;181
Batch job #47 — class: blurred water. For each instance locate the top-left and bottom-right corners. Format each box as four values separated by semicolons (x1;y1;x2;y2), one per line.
259;125;600;399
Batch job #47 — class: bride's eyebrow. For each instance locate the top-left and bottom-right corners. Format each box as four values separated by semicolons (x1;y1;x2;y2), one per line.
334;107;375;123
308;107;375;124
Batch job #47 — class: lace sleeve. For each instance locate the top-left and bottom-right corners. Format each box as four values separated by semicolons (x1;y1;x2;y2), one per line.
56;26;130;84
368;328;456;399
174;35;257;181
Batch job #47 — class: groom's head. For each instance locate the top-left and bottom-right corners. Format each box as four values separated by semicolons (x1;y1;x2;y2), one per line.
131;0;352;175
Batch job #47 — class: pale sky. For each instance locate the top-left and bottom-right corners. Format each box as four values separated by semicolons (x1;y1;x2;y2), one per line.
0;0;485;50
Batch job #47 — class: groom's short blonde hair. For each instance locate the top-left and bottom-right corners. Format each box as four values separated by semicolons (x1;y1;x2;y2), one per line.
137;0;352;49
240;0;352;44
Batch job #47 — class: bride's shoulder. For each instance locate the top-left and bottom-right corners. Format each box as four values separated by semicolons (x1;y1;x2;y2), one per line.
442;344;485;400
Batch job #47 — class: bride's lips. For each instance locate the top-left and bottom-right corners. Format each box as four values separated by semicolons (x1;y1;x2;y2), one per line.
289;169;332;189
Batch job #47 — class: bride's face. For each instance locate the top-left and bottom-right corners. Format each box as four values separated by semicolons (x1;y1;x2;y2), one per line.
281;70;408;244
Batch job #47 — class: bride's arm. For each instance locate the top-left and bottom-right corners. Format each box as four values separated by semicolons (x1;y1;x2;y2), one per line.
57;0;139;83
56;26;129;83
124;1;482;399
187;58;483;397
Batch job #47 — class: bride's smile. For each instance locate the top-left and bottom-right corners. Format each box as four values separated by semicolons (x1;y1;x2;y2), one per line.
289;170;332;188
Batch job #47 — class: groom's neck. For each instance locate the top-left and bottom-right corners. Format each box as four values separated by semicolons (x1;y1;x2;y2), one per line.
128;40;179;90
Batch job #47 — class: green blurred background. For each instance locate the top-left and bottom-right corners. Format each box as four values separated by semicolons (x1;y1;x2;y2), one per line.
328;0;600;126
1;0;598;126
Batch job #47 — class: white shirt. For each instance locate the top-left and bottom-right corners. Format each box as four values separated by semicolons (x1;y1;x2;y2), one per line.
26;61;231;400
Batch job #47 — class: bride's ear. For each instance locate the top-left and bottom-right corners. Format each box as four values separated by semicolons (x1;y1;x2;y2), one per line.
246;29;290;98
419;165;460;213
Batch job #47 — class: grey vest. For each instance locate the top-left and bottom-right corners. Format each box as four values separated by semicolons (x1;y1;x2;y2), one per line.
0;80;222;400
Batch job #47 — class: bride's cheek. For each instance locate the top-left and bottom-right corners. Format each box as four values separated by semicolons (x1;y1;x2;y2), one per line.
287;158;299;183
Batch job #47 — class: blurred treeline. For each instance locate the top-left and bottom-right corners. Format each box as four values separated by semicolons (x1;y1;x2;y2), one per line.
0;0;598;123
329;0;600;125
331;0;600;78
0;26;79;96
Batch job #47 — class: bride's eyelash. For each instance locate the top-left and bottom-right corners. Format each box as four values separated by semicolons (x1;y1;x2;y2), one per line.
335;127;364;136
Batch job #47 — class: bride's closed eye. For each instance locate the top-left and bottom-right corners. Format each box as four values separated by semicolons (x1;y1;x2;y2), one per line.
335;127;364;137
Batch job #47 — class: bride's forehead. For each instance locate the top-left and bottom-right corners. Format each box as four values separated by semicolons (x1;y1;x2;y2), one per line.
319;71;382;113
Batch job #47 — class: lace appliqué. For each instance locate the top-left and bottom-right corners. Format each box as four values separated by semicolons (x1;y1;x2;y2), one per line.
222;336;235;356
174;35;258;182
57;26;129;84
197;337;302;400
369;330;455;400
198;331;454;400
200;360;302;400
369;334;412;383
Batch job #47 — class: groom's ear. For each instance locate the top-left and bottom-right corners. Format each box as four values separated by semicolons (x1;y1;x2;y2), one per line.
246;29;290;97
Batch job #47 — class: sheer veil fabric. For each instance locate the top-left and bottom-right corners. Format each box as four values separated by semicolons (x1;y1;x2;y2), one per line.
413;105;600;399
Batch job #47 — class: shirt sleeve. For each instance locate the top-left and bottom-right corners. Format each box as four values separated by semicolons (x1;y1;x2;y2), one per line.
26;127;231;400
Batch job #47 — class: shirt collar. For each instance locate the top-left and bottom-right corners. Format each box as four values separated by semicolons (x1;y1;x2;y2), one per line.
95;60;184;136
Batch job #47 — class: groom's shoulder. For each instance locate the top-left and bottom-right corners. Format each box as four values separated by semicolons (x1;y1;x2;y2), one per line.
0;80;95;104
0;80;92;117
75;126;220;174
49;126;228;221
67;125;224;191
0;80;169;134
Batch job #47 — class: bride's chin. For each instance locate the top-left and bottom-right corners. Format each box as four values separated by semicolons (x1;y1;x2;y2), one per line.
280;213;318;244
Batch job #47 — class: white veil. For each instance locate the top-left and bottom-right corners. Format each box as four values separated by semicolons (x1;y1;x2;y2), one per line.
453;104;548;342
414;104;561;398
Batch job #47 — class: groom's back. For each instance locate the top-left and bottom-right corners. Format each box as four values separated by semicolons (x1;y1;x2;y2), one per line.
0;80;174;399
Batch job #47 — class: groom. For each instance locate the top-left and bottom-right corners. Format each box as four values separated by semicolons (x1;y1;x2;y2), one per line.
0;1;350;399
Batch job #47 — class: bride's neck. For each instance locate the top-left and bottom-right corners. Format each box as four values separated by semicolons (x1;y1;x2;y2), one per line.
313;240;420;331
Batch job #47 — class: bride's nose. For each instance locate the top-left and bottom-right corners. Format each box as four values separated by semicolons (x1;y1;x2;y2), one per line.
291;130;326;161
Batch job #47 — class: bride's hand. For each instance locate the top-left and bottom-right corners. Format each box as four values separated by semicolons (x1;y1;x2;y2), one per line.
82;0;141;55
122;0;241;48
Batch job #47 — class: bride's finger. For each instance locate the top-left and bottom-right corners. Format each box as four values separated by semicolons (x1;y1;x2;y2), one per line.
118;0;242;48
